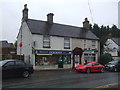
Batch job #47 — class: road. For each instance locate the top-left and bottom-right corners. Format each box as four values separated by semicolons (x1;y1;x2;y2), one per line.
2;69;120;89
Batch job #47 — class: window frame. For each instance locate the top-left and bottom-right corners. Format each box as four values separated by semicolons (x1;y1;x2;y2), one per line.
84;40;87;49
15;61;25;66
4;61;15;67
64;38;70;49
92;40;96;49
43;36;50;48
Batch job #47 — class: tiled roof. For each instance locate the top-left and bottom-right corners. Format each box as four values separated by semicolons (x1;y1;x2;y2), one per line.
26;19;99;40
111;38;120;46
0;41;15;48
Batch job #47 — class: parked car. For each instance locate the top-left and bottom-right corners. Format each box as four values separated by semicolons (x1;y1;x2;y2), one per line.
75;62;105;73
0;59;34;78
105;60;120;72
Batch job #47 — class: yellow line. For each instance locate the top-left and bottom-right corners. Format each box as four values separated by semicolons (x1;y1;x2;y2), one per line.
88;82;119;90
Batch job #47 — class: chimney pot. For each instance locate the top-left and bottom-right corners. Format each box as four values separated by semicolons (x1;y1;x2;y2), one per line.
83;18;90;29
22;4;28;22
47;13;54;24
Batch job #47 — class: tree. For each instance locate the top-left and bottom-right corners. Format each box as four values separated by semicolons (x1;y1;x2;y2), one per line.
98;53;112;65
90;24;120;55
110;25;120;37
92;24;100;38
14;40;17;48
100;35;108;55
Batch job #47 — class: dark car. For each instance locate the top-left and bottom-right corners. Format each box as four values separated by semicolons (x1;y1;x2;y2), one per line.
0;59;34;78
75;62;105;73
105;60;120;72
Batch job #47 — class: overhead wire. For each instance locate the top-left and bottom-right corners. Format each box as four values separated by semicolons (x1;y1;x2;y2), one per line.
88;0;94;24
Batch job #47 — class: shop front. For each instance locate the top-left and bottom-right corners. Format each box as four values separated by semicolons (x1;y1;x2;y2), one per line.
83;49;98;62
34;50;72;69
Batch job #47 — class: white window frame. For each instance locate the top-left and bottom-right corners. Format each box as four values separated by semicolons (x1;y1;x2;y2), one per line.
43;36;50;48
92;40;96;49
64;38;70;49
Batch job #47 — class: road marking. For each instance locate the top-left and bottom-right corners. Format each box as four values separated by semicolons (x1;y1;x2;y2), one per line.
88;82;120;90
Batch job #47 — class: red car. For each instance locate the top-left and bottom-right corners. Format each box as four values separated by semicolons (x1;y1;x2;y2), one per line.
75;62;104;73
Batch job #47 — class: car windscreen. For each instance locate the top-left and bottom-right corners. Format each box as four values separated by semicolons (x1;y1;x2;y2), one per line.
108;61;118;65
0;60;8;66
85;63;93;65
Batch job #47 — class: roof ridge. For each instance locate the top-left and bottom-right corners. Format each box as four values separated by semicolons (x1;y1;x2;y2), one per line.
28;18;85;29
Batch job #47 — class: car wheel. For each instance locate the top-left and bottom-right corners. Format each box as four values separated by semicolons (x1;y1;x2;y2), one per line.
100;68;104;73
22;71;30;78
86;68;90;73
114;68;117;72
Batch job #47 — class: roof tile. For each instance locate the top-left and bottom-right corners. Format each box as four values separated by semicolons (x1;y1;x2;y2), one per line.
26;19;99;40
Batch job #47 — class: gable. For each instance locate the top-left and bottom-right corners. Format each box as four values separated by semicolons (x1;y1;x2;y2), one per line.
111;38;120;46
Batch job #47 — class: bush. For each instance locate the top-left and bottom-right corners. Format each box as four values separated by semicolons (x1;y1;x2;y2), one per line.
98;53;112;65
2;55;24;61
118;51;120;57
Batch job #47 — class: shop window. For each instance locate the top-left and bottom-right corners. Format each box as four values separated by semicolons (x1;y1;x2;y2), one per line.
84;54;96;62
35;55;57;66
63;55;71;64
64;38;70;49
35;55;71;66
43;36;50;48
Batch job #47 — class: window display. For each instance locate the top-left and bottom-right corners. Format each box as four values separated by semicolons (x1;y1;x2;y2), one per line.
35;55;71;66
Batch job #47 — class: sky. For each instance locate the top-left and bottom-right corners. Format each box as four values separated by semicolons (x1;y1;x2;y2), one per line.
0;0;119;43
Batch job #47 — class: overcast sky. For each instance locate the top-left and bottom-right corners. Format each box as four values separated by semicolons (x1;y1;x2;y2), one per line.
0;0;119;43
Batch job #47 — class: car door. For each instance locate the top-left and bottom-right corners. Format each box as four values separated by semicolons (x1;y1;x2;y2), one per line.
117;61;120;71
91;63;99;72
14;61;25;76
2;61;16;78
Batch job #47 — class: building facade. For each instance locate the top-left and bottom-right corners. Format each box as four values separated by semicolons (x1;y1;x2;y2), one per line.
0;41;16;60
17;5;100;69
118;1;120;29
104;38;120;59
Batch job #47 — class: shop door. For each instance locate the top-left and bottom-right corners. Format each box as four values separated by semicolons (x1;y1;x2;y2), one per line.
74;55;80;67
57;55;63;68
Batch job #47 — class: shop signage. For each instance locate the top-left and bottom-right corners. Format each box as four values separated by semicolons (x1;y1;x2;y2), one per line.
35;50;72;55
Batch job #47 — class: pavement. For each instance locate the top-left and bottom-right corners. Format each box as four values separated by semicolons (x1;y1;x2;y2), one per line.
34;65;74;72
34;68;73;71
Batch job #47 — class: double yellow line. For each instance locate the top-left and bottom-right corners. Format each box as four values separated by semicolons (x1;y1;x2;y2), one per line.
88;82;119;90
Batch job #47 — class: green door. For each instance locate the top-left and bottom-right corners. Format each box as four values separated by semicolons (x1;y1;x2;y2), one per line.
57;55;63;68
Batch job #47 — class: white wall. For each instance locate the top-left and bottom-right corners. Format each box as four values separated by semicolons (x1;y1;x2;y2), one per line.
104;39;119;56
72;38;100;63
33;35;72;51
17;22;35;65
118;1;120;29
72;39;99;50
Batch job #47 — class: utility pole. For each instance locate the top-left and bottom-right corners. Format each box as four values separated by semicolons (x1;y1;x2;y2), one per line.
19;28;23;60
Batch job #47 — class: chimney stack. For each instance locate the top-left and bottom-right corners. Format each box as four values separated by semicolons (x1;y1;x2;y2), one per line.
47;13;54;24
22;4;28;22
83;18;90;29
